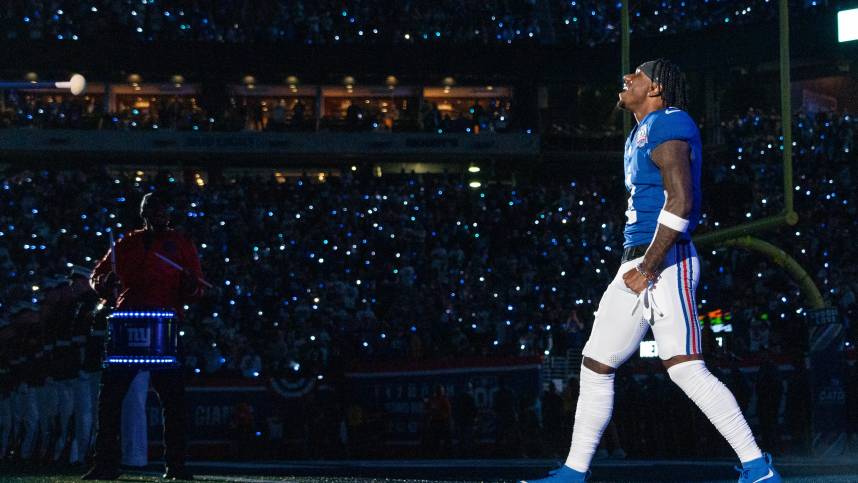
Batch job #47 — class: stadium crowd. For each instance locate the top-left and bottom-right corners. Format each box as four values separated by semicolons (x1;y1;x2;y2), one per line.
0;0;835;45
0;105;854;461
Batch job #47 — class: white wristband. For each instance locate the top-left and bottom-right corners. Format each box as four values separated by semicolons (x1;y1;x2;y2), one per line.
657;210;690;232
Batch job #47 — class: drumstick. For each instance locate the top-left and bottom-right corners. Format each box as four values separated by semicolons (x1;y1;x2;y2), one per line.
154;252;214;288
109;231;117;270
109;230;118;299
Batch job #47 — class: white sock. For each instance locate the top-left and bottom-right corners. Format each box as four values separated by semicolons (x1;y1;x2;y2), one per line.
667;360;763;463
564;366;615;472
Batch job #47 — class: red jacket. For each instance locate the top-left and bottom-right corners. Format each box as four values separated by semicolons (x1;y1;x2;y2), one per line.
91;228;204;318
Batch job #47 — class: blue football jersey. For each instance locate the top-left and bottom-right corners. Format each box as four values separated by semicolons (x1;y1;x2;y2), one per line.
622;107;702;248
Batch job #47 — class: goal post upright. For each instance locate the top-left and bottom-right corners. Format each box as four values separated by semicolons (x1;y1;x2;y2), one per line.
693;0;818;310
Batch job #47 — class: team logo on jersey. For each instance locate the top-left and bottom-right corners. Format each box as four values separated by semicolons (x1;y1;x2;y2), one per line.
635;124;649;148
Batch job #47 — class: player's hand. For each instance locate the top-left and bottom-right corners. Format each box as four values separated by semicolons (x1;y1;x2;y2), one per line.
622;267;649;294
97;272;121;296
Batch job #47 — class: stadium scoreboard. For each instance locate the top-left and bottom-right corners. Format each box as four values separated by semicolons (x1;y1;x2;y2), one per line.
839;8;858;43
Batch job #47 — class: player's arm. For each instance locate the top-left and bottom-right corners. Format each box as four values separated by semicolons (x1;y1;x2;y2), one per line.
640;140;693;275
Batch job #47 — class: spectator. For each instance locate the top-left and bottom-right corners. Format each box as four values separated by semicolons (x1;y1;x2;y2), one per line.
756;359;783;454
423;384;452;457
493;378;519;456
452;381;478;456
541;381;564;457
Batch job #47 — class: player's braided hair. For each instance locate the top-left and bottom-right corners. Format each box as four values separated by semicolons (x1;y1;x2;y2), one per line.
651;58;688;111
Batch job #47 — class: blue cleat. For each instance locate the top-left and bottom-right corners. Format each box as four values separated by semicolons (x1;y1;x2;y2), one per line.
736;453;782;483
520;464;589;483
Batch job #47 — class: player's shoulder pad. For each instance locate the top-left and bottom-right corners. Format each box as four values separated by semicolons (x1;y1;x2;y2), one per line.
654;107;695;126
649;108;697;144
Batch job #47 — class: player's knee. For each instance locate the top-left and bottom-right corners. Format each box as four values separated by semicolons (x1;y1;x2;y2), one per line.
665;358;707;388
583;356;616;374
661;354;703;371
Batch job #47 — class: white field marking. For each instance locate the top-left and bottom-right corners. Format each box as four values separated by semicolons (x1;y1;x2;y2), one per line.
134;472;299;483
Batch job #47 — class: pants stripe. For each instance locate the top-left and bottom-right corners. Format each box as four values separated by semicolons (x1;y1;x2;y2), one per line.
677;244;692;355
682;245;695;354
687;246;701;353
680;244;698;354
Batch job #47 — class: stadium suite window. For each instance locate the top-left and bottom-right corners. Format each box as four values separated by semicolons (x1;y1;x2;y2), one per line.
115;94;200;115
231;96;315;130
14;91;104;107
322;97;414;131
422;97;509;120
114;94;203;128
7;92;105;116
421;97;512;133
325;97;409;117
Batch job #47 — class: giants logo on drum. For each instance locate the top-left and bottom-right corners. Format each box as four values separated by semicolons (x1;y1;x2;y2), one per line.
127;327;151;347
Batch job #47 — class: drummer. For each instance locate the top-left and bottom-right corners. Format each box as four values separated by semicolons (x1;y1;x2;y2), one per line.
83;191;204;481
